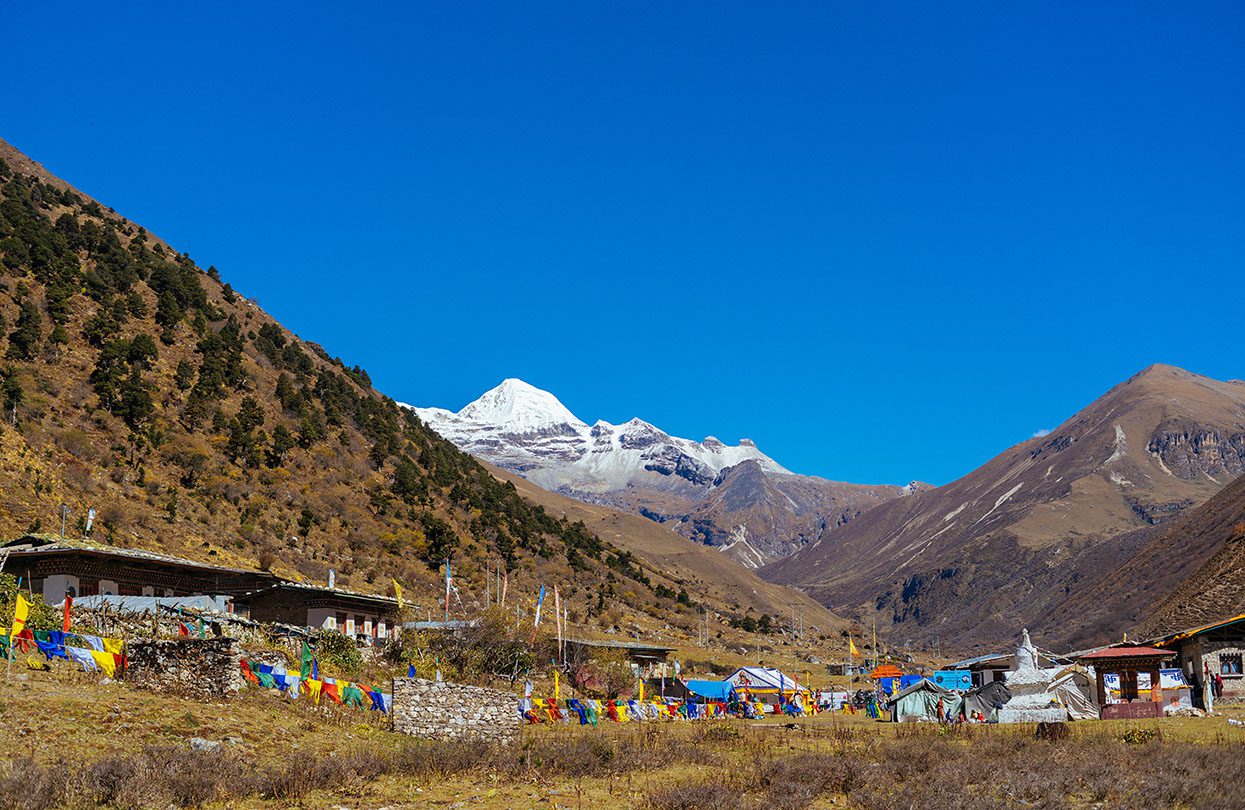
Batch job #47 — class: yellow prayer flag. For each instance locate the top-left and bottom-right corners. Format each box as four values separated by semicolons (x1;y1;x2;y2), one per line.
553;669;560;701
303;678;323;704
638;677;644;702
849;636;860;657
102;638;123;655
392;579;404;610
10;594;30;640
90;650;117;677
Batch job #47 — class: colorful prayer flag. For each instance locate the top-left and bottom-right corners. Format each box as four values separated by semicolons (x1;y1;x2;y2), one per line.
300;640;313;681
9;594;30;642
393;579;404;610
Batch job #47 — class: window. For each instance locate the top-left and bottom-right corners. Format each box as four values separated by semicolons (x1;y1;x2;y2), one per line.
1221;654;1242;676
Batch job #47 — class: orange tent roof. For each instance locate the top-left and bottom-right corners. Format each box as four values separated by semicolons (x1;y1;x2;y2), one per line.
871;665;903;679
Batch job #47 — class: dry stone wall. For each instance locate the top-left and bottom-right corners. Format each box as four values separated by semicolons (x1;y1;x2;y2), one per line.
125;638;243;699
391;677;518;742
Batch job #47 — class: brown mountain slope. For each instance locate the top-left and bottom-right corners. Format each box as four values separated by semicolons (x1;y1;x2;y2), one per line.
605;459;904;567
484;461;844;629
0;135;788;641
762;364;1245;653
1126;474;1245;639
1040;474;1245;646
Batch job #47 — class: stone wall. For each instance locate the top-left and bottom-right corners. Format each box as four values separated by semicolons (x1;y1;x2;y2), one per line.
125;638;243;699
391;677;518;742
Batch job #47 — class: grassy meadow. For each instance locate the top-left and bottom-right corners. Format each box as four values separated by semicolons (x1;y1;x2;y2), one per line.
3;668;1245;809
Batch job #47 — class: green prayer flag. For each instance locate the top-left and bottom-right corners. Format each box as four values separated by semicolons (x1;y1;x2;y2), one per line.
300;640;313;681
198;618;206;639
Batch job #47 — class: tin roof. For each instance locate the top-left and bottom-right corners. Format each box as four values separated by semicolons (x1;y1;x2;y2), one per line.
1077;645;1172;660
1149;612;1245;647
2;534;266;577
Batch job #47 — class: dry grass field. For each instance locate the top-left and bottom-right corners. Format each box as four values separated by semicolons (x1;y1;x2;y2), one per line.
3;670;1245;809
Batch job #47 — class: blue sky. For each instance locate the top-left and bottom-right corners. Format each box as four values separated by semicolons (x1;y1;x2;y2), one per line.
4;2;1242;485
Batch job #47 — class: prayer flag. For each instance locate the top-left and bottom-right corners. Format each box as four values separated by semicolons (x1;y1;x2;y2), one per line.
9;594;30;642
407;663;416;678
554;668;560;702
300;640;313;681
393;579;404;610
444;559;452;617
62;593;72;633
849;635;860;657
533;585;545;627
553;586;562;659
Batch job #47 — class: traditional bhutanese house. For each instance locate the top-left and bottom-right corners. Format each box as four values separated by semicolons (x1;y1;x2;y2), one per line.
1147;613;1245;708
0;534;275;606
234;582;399;641
1075;645;1174;720
562;638;677;677
722;666;808;705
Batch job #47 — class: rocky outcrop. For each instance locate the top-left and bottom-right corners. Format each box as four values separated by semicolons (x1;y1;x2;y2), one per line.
391;677;518;742
1147;420;1245;480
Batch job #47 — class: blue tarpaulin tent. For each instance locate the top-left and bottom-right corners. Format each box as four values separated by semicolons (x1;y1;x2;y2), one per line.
685;679;734;700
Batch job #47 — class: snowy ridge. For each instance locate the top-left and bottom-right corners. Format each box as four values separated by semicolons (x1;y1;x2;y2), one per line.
408;379;789;493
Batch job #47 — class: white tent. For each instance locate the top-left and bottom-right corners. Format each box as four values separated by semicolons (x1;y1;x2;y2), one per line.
1049;669;1098;721
723;666;808;704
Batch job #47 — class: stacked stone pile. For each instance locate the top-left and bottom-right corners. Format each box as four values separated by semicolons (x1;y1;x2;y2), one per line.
391;677;518;742
126;638;243;699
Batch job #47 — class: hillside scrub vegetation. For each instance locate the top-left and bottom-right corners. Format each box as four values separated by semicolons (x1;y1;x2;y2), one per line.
0;149;693;631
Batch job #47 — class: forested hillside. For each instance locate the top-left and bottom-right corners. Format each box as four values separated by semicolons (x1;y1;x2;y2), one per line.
0;138;675;630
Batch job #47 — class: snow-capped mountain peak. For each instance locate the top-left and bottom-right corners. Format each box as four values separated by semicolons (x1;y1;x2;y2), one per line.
411;379;790;485
409;378;904;565
455;378;586;435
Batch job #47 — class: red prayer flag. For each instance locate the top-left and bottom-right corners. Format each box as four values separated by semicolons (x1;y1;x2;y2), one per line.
62;594;73;633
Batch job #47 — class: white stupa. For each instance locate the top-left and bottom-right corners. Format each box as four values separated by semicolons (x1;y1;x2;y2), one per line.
997;629;1068;724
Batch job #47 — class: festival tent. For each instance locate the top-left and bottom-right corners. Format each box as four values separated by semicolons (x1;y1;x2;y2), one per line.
723;667;807;705
886;678;961;722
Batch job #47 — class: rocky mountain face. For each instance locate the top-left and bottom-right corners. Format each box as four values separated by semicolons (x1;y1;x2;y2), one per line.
762;364;1245;653
412;379;906;566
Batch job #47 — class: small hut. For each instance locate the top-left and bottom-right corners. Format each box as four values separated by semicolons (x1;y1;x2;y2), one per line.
1076;645;1174;720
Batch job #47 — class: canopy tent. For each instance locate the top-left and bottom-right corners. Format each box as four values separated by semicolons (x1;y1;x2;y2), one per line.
870;664;903;679
723;667;808;703
685;679;734;701
886;678;961;723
